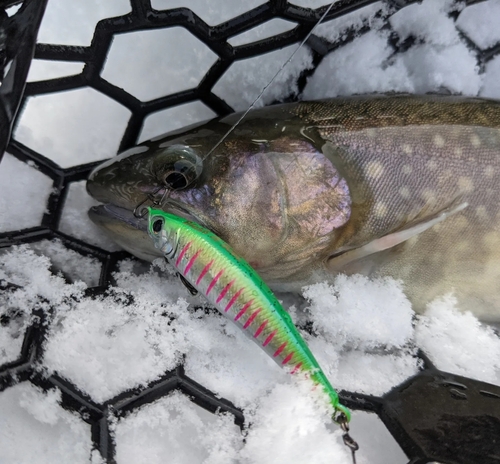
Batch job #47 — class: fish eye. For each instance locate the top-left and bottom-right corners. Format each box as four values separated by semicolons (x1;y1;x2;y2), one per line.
152;218;163;233
152;144;203;190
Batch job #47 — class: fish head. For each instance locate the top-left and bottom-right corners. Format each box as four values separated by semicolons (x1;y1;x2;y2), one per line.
87;108;352;288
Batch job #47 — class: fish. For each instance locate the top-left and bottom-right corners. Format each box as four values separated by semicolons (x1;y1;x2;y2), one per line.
146;207;351;422
87;94;500;322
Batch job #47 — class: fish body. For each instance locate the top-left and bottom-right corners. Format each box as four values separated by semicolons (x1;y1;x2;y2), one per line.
87;95;500;321
147;207;350;421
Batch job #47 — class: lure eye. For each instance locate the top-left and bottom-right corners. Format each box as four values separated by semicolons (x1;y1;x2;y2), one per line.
152;144;203;190
152;218;163;233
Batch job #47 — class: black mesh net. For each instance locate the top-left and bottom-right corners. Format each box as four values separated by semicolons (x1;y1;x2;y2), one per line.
1;1;500;463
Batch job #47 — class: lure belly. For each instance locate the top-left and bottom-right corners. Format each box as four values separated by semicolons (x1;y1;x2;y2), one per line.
147;207;350;422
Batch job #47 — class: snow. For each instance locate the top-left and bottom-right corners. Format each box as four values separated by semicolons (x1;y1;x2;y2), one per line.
58;181;121;251
0;383;91;464
456;0;500;50
115;391;242;464
102;28;218;102
151;0;266;26
0;153;53;232
15;89;130;168
37;0;131;46
415;295;500;386
27;60;84;82
228;19;298;47
2;0;500;463
213;44;313;110
30;239;101;287
139;102;216;143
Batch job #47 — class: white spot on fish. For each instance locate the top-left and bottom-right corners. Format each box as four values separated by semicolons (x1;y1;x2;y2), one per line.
433;134;445;147
366;128;376;138
470;134;481;147
426;160;438;171
453;215;469;231
402;144;413;155
402;165;413;175
484;165;495;178
475;205;488;220
400;186;410;199
454;147;463;157
421;189;436;203
374;202;387;217
458;177;474;193
366;161;384;179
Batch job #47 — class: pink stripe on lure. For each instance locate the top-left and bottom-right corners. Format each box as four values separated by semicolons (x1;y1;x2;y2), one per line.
243;307;261;329
196;260;213;285
206;269;224;295
224;288;244;312
273;342;287;358
216;280;235;303
263;330;277;347
234;299;253;320
147;208;352;425
253;320;268;338
176;241;191;266
184;249;201;275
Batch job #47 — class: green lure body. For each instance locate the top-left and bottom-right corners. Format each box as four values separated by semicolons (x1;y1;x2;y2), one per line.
147;207;350;421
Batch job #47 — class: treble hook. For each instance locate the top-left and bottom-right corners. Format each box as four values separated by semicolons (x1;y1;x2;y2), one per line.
133;186;171;218
337;412;359;464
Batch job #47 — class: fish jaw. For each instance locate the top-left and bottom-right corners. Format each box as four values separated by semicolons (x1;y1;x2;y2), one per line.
88;204;162;261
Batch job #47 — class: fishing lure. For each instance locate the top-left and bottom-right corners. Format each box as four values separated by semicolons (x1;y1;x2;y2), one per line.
147;206;351;424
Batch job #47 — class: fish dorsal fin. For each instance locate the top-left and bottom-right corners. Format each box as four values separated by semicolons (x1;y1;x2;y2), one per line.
327;201;468;271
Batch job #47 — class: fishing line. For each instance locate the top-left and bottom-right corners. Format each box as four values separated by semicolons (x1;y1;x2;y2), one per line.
134;1;336;218
202;1;337;162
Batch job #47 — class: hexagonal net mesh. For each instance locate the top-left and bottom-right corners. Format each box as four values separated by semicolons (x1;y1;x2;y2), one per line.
1;0;500;463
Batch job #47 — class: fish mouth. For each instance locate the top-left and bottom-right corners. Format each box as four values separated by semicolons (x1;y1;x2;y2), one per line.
89;203;148;230
88;201;205;262
89;201;202;228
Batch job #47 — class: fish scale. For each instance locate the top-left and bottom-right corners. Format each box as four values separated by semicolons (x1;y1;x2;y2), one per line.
147;207;350;422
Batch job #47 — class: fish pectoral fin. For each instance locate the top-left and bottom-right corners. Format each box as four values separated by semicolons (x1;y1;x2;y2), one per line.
327;201;468;271
178;273;199;295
